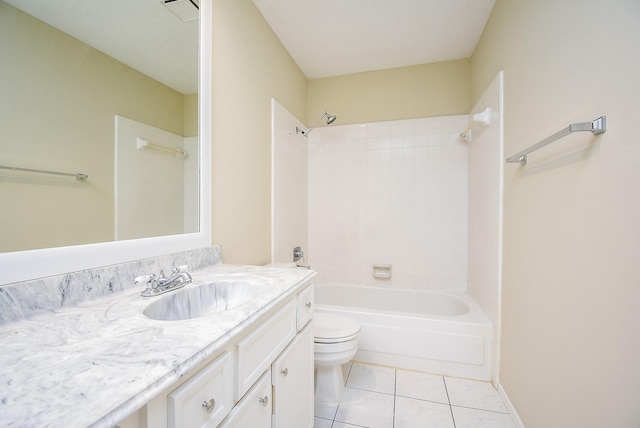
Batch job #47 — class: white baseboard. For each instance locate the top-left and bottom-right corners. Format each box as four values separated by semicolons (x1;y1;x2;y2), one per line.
498;383;525;428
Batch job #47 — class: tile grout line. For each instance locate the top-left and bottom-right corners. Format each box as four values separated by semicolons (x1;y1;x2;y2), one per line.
392;368;397;428
332;363;354;426
443;377;457;428
450;404;512;415
344;385;396;396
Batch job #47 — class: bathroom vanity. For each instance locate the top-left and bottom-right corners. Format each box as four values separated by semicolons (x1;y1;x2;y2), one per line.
123;276;315;428
0;251;315;428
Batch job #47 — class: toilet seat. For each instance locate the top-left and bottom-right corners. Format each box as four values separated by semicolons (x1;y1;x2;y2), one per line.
314;313;360;344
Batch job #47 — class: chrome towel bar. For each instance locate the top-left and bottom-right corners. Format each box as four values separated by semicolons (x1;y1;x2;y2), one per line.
136;137;186;157
0;165;88;180
506;116;606;165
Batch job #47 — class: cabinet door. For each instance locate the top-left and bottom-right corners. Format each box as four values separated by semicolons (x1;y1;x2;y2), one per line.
272;323;314;428
219;371;272;428
167;351;233;428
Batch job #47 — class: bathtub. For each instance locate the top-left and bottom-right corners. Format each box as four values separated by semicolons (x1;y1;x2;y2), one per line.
314;283;493;381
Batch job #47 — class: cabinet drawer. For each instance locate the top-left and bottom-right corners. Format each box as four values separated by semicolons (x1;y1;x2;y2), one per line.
235;300;296;400
168;351;233;428
296;284;314;331
219;370;272;428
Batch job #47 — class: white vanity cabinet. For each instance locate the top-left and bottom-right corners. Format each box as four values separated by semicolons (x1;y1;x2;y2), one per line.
296;284;314;330
224;323;313;428
235;300;297;400
118;281;314;428
167;351;234;428
224;285;314;428
271;323;314;428
218;371;272;428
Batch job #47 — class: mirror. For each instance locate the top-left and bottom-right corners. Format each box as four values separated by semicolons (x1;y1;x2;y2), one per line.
0;0;199;253
0;0;212;284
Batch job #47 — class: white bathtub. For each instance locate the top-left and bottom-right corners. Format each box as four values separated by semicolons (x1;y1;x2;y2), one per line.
314;283;493;381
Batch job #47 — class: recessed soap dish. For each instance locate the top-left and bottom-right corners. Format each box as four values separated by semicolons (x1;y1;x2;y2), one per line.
372;264;391;279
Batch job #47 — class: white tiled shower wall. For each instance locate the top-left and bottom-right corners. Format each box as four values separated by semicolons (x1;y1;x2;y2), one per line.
115;116;196;241
271;99;308;263
308;115;469;291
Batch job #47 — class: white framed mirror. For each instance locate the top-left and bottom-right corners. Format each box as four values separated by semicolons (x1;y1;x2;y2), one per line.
0;0;212;285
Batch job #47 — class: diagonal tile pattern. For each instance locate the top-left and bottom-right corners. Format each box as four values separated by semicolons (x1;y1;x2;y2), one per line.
314;362;517;428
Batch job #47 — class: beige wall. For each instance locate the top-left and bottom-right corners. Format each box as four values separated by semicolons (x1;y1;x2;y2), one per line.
184;93;199;137
211;0;307;265
472;1;640;426
307;60;471;126
0;2;185;252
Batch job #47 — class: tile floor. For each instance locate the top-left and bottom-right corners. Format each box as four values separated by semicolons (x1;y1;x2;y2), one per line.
314;362;517;428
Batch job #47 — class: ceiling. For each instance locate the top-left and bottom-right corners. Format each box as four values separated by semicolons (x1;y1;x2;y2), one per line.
5;0;199;94
6;0;495;91
252;0;496;79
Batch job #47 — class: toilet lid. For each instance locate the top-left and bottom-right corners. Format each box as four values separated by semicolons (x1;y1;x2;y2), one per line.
314;313;361;341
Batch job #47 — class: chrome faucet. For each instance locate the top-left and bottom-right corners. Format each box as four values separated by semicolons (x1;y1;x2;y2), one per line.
134;265;192;297
157;267;193;287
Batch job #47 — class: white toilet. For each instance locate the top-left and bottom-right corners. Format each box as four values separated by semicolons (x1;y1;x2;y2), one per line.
313;312;361;403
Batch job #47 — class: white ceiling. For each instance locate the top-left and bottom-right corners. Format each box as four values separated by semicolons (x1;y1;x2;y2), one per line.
6;0;495;91
5;0;199;94
252;0;495;79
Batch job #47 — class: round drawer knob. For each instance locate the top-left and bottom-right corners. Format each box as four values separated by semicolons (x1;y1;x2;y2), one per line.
259;395;269;407
305;301;312;309
281;368;289;377
202;398;216;414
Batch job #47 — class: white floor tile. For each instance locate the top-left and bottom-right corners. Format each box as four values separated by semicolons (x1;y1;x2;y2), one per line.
342;362;353;384
315;363;519;428
315;400;339;420
334;387;395;428
314;416;333;428
345;363;396;394
394;396;455;428
451;406;517;428
396;370;449;404
332;422;368;428
444;377;508;413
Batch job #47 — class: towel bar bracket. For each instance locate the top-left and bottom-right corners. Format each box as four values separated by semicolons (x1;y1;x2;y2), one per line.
569;116;606;135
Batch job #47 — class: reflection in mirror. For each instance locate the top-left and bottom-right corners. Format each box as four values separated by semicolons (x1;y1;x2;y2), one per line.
0;0;199;253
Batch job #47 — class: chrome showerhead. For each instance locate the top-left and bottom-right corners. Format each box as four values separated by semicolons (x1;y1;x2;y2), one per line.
296;111;337;137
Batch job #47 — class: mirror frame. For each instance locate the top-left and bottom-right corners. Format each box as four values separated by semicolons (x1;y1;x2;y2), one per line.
0;0;212;285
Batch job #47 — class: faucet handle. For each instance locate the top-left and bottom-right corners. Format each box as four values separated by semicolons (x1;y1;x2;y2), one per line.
133;273;157;289
133;274;152;286
173;265;190;274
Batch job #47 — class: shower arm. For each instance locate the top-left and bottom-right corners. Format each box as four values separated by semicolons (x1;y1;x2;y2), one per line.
296;112;331;137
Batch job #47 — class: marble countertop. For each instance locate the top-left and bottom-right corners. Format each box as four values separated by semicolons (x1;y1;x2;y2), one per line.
0;263;315;428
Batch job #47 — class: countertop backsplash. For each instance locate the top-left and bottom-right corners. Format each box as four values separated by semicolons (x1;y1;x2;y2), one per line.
0;246;222;325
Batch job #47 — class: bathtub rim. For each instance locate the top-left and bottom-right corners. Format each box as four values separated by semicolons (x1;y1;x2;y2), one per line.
314;282;491;325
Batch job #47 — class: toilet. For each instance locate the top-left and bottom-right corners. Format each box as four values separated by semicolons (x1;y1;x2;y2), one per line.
313;312;361;403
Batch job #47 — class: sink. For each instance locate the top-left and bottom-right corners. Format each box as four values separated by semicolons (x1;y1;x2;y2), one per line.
143;280;261;321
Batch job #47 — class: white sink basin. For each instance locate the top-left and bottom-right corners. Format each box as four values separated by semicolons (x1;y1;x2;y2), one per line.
143;280;261;321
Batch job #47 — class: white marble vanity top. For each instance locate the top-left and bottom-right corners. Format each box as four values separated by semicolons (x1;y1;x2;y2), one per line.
0;263;315;427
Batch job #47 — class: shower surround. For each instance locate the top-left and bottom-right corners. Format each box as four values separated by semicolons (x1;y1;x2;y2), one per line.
308;115;469;291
